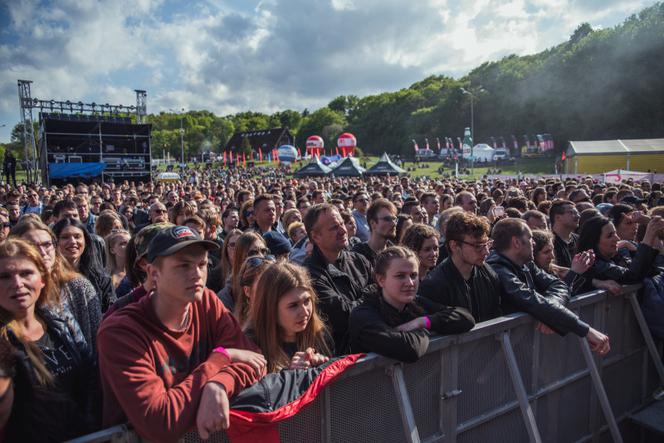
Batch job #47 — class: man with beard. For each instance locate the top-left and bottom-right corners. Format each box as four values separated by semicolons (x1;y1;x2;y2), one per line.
352;199;397;267
486;218;611;355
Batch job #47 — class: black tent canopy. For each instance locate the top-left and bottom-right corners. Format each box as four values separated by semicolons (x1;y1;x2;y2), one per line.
364;152;406;176
293;157;332;177
331;156;365;177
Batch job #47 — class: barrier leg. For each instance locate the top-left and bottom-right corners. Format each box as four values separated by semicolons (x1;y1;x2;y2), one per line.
627;293;664;384
578;337;624;443
499;332;542;443
389;364;421;443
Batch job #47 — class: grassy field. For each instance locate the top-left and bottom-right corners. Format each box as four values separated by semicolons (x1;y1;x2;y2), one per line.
17;155;555;185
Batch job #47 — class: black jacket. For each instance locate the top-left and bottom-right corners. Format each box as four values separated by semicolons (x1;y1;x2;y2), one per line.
351;240;393;267
5;306;100;442
553;232;578;269
349;287;475;362
304;245;373;354
486;251;590;337
578;243;659;293
419;258;502;322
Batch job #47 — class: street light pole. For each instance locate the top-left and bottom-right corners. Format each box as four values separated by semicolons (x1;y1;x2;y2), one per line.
169;108;185;166
461;87;483;176
179;114;184;165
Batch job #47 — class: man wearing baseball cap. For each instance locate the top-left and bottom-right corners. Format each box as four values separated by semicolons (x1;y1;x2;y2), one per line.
97;225;266;441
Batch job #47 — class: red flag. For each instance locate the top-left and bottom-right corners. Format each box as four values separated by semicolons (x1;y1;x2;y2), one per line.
243;152;247;167
223;151;227;167
336;146;339;156
259;149;263;162
297;147;302;158
561;151;566;161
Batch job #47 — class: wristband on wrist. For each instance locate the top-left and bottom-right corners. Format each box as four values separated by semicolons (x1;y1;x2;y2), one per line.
423;316;432;330
212;346;231;360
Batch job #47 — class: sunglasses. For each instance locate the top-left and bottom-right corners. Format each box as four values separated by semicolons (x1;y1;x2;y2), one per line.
245;255;276;268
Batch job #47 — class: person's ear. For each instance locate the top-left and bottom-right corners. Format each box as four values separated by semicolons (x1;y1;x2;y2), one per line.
376;273;386;288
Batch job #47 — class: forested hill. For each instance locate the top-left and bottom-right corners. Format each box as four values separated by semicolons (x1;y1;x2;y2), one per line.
146;2;664;158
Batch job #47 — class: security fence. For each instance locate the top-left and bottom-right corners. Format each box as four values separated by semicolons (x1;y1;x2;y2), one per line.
68;285;663;443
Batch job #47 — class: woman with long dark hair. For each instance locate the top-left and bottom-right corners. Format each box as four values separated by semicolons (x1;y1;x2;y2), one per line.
0;239;99;441
575;215;664;294
52;218;116;312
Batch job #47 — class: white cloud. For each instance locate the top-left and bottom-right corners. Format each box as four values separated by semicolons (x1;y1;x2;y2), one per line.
0;0;655;142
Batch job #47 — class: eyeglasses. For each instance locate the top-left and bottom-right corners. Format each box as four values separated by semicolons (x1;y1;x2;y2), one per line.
152;209;168;214
245;255;276;268
458;239;493;251
247;247;270;257
377;216;397;223
244;211;254;217
2;223;10;228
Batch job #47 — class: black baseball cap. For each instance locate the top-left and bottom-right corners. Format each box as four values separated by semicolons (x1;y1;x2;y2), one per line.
147;225;219;263
621;196;647;206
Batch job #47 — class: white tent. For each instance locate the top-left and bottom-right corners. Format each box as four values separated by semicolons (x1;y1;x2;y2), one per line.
466;143;495;162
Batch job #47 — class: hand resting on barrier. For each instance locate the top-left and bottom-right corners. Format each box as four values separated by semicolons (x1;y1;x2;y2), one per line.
592;279;622;295
586;327;610;355
226;348;267;375
196;382;230;439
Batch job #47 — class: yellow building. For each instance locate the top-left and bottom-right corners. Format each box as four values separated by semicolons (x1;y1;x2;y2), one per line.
564;138;664;174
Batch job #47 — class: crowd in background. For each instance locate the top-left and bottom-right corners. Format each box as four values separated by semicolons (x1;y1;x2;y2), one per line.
1;164;663;441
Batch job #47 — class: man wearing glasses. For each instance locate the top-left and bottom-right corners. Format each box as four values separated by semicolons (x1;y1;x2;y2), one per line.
351;192;371;242
22;190;43;215
549;199;580;268
419;212;502;322
352;199;397;266
148;202;169;225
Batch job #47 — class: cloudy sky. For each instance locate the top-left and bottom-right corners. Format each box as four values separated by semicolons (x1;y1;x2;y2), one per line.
0;0;655;142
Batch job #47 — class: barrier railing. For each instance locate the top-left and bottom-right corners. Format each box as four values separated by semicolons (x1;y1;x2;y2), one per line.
67;285;663;443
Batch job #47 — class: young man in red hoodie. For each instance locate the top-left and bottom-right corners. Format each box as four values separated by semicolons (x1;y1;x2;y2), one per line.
97;225;266;442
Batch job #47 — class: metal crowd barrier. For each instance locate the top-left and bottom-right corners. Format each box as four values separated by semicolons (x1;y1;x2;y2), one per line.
68;285;663;443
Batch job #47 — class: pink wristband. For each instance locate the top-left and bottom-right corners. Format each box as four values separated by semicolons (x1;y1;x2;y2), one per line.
212;346;231;359
423;316;432;329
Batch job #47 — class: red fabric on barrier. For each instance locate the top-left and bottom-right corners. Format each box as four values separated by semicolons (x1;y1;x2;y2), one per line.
226;354;363;443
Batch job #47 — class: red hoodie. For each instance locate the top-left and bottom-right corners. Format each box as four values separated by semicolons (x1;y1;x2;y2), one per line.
97;288;264;442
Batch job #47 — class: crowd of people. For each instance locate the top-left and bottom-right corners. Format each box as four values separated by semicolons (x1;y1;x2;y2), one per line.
0;164;663;441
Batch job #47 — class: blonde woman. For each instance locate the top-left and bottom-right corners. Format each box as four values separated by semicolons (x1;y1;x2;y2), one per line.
0;239;98;441
105;229;131;289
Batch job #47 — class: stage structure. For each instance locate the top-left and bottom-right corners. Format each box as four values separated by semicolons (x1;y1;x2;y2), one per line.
17;80;151;184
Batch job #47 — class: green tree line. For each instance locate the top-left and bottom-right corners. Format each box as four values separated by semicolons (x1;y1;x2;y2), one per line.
4;2;664;160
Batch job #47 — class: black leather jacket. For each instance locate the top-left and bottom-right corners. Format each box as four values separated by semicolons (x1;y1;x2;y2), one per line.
419;258;502;322
5;306;100;442
304;245;373;354
577;243;659;294
486;251;590;337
